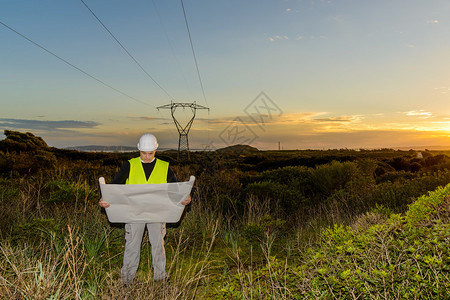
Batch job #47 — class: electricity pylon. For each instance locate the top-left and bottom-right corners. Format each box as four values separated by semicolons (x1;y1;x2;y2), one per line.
157;101;209;159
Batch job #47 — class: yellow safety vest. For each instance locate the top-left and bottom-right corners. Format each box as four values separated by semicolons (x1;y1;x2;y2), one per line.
126;157;169;184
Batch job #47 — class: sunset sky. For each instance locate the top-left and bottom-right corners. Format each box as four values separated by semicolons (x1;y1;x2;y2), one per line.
1;0;450;150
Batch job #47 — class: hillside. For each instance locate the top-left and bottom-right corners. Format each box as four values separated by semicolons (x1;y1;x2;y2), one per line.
215;144;259;152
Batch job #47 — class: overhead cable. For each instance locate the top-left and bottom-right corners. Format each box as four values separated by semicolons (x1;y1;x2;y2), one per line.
79;0;176;101
180;0;208;107
0;20;148;106
151;0;192;98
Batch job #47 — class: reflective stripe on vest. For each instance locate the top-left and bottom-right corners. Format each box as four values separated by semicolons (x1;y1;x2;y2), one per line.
126;157;169;184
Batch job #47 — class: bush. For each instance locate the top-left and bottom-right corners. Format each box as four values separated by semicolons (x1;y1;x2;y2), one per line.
43;179;95;205
1;150;57;176
12;218;57;245
302;183;450;298
377;170;416;184
388;157;411;171
0;152;12;175
370;170;450;212
245;181;307;213
310;161;360;199
423;154;448;167
0;130;48;153
217;183;450;298
405;183;450;227
242;215;287;245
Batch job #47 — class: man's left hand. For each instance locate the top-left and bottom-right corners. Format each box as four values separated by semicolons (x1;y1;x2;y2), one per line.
181;195;191;206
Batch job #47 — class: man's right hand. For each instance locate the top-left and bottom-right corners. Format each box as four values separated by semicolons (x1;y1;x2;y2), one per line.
99;198;110;208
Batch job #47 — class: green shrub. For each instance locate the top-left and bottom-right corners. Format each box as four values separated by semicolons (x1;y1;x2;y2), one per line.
217;183;450;298
242;215;287;245
0;150;57;176
405;183;450;228
310;161;360;199
242;222;265;245
377;170;417;184
370;170;450;212
388;156;411;171
245;181;307;213
0;130;49;153
302;183;450;298
43;179;95;204
0;152;13;175
35;150;57;169
12;218;57;245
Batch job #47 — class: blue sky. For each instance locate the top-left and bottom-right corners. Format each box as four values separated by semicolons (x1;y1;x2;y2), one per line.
1;0;450;150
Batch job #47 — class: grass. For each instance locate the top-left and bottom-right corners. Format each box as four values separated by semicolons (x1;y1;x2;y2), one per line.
0;220;218;299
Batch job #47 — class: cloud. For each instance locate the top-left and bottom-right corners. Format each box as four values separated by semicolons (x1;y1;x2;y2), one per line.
174;112;449;149
313;116;360;122
405;110;433;118
426;20;439;24
268;35;289;42
331;14;345;25
196;116;258;126
406;44;416;48
196;112;365;139
264;129;450;150
0;118;100;131
433;86;450;94
267;113;363;127
129;116;170;121
268;34;331;42
285;8;300;13
200;112;324;127
270;112;326;123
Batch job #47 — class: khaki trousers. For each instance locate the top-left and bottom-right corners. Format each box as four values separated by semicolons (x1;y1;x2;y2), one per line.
121;222;167;283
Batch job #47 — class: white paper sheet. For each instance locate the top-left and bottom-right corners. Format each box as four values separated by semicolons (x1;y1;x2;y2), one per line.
99;176;195;223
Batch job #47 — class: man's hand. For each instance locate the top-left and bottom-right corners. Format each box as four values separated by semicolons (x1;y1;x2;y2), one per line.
99;198;110;208
181;195;191;206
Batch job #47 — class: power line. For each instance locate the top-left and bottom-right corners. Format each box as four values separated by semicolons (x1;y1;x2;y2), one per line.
151;0;193;99
180;0;208;107
0;20;148;106
79;0;176;101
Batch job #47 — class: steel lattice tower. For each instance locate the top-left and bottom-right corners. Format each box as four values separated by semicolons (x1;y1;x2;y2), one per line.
157;101;209;159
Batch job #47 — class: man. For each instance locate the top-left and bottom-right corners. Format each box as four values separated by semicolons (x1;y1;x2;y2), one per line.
99;133;191;284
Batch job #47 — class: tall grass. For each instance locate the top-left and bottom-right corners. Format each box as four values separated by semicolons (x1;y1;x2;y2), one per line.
0;220;219;299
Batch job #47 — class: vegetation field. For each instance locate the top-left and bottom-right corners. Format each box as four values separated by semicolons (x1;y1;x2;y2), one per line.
0;130;449;299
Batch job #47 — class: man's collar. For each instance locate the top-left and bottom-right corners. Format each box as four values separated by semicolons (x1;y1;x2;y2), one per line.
140;157;156;164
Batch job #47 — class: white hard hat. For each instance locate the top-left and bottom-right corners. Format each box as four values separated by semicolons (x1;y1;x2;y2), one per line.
137;133;158;151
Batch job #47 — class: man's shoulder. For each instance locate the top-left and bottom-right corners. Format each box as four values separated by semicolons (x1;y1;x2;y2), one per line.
156;158;169;166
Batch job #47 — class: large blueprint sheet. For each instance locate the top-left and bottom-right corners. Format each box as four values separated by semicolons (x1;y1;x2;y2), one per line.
99;176;195;223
